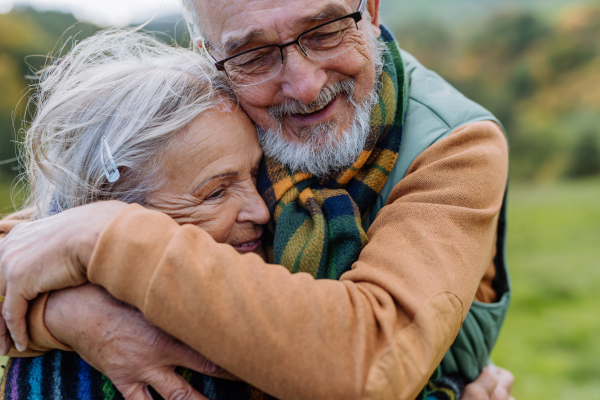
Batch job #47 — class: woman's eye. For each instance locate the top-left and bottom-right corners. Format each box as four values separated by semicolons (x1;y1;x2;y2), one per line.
206;189;225;200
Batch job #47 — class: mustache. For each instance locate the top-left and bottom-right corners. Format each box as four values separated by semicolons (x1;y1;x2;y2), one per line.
267;79;355;122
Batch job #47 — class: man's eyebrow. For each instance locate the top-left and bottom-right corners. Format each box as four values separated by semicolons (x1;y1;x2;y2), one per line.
223;30;267;55
193;172;238;193
299;3;350;25
221;3;351;55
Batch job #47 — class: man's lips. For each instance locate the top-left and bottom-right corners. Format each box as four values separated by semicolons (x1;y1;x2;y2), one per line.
231;236;262;253
289;96;339;124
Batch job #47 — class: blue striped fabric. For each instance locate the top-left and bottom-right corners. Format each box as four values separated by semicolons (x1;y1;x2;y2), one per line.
0;351;275;399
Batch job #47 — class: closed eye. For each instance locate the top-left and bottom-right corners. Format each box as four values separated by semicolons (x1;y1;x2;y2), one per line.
206;189;225;200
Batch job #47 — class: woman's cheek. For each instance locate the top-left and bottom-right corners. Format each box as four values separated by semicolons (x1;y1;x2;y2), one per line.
191;204;237;244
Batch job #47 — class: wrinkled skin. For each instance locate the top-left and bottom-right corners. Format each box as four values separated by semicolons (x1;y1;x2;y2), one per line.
197;0;380;145
46;284;237;400
146;103;268;258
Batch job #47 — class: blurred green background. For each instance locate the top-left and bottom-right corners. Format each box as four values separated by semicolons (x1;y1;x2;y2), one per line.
1;0;599;398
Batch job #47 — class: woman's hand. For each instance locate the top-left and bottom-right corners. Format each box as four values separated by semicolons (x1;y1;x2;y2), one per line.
0;201;127;351
463;365;516;400
46;284;236;400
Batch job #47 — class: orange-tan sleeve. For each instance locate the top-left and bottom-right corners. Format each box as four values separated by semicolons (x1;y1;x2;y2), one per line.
88;121;508;400
0;209;72;357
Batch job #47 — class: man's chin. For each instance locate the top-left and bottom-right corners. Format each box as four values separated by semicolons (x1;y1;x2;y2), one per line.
279;119;352;147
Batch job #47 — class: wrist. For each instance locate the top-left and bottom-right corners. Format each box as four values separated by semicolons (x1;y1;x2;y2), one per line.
44;284;134;350
69;201;128;270
44;290;73;346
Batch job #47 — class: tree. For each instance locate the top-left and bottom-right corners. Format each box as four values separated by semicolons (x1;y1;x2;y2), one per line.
566;131;600;178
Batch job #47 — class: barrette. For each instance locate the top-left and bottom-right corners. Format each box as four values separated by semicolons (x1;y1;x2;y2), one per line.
100;136;120;183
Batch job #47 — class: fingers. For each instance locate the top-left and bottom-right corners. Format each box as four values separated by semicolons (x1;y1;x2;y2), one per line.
0;251;11;355
490;366;515;400
0;302;11;355
463;366;499;400
118;383;153;400
2;288;29;352
168;341;238;381
146;368;209;400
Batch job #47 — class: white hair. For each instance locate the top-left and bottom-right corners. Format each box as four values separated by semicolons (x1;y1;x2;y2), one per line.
23;28;232;218
178;0;388;177
180;0;206;41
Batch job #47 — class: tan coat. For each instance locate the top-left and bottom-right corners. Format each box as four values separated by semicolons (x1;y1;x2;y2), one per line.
1;121;508;400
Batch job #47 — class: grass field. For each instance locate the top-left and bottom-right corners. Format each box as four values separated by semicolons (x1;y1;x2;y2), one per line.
492;178;600;399
0;177;598;398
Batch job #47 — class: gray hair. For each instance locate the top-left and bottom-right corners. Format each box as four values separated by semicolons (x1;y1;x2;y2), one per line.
180;0;206;41
23;28;232;219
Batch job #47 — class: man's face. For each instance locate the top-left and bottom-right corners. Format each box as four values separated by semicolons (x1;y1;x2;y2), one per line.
198;0;381;175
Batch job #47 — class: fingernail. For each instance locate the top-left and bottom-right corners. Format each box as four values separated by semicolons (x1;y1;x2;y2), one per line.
15;342;25;352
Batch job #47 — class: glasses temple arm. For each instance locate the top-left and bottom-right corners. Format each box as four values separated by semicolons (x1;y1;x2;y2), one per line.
202;38;218;63
358;0;367;14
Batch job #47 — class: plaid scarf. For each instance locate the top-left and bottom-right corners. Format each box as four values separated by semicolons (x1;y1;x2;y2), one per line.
257;32;407;280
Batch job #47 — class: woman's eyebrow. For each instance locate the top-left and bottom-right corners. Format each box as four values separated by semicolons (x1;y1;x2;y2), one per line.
193;172;238;192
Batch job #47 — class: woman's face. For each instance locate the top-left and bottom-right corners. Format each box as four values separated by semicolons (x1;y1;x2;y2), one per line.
146;102;269;259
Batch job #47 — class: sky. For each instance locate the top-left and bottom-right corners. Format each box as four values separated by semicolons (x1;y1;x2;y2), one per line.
0;0;183;26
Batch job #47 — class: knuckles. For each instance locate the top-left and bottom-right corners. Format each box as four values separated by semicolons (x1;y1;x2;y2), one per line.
168;387;195;400
463;387;491;400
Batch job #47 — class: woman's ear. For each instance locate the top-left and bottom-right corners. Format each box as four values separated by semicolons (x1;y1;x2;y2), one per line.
367;0;381;37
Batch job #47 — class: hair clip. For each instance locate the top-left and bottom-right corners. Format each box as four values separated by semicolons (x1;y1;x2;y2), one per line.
100;136;120;183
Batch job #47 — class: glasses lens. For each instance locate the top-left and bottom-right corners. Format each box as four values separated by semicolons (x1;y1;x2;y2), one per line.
300;17;360;61
224;46;282;87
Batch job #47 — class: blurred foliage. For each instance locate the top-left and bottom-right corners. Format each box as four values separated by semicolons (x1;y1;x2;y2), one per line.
0;7;100;177
0;7;188;179
386;1;600;181
566;130;600;177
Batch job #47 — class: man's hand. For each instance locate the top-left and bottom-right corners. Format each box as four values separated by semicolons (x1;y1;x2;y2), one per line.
46;284;236;400
0;201;127;351
463;365;516;400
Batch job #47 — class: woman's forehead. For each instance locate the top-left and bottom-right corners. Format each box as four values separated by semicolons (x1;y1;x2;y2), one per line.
159;106;259;188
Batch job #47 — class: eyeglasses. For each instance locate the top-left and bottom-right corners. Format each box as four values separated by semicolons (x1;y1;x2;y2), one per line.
203;0;367;87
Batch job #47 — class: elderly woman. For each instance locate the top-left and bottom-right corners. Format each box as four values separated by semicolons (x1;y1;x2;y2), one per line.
0;29;270;399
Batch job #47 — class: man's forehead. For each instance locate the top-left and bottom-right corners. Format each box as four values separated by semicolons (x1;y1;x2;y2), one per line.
199;0;357;50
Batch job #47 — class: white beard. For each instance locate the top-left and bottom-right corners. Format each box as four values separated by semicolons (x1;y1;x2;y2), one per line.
255;32;386;178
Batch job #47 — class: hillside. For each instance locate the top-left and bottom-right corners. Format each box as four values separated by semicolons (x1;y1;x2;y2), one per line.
388;1;600;180
380;0;596;29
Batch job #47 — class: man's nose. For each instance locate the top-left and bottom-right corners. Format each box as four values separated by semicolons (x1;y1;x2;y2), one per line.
278;46;328;105
238;186;270;226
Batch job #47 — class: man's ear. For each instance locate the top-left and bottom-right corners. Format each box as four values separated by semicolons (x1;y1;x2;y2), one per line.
194;37;204;51
366;0;381;37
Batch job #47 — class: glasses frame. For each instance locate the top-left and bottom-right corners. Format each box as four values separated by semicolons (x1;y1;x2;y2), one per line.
203;0;367;78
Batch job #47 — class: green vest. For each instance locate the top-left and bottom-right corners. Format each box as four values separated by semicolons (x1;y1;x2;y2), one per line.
363;50;511;381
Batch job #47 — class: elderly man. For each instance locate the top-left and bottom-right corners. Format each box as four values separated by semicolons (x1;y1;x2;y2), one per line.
0;0;513;399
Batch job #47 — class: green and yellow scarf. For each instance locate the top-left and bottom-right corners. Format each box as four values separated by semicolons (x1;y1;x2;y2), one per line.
257;28;462;400
257;34;407;279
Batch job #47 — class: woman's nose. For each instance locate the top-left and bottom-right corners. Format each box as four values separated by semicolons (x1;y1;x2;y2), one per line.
238;186;270;225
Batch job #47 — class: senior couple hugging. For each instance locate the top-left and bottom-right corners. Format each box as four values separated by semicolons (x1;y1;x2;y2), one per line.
0;0;514;399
